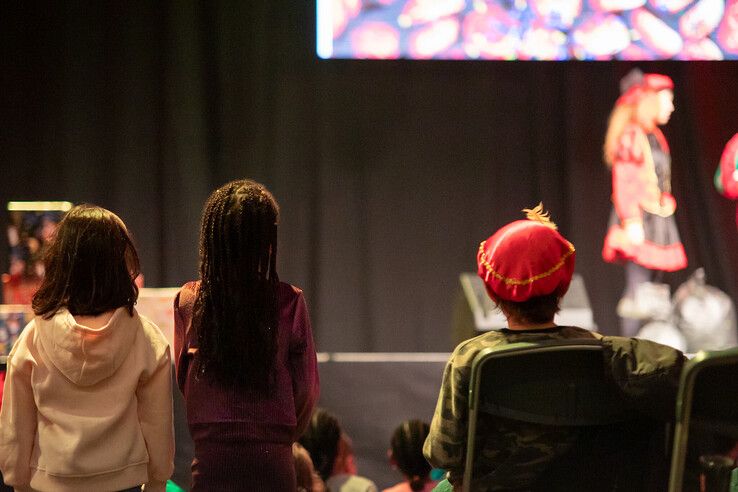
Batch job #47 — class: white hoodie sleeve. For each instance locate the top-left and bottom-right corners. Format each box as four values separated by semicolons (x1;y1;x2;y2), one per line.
136;341;174;492
0;333;37;490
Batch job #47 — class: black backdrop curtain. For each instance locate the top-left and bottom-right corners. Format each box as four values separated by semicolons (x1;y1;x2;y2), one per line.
1;2;737;351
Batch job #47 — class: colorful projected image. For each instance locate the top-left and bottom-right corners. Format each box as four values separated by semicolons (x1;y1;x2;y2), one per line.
317;0;738;60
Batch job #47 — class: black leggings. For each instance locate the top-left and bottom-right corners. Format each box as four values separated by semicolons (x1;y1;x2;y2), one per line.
620;261;653;337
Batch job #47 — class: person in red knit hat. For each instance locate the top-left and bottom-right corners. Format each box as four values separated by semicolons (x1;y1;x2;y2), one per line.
601;69;687;336
476;204;576;323
424;204;685;491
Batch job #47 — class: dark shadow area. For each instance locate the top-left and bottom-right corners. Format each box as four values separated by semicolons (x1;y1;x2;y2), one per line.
1;3;737;351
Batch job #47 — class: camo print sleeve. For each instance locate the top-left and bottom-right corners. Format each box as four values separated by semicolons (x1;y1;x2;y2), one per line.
423;344;472;483
423;334;508;484
601;335;686;420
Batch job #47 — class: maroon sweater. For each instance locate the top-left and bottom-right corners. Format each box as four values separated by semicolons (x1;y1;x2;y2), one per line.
173;281;319;490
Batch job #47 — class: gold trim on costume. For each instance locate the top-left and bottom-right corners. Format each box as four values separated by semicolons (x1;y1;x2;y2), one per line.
478;241;576;286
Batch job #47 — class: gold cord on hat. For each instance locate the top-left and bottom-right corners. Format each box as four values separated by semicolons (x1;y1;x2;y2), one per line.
478;241;575;285
522;203;557;230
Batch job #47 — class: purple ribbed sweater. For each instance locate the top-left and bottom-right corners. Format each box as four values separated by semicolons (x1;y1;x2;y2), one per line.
173;281;319;491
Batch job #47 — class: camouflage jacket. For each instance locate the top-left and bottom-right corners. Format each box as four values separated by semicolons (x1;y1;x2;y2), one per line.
422;326;685;491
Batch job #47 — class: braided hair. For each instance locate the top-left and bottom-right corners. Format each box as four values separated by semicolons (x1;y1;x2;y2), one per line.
390;420;432;492
194;179;280;392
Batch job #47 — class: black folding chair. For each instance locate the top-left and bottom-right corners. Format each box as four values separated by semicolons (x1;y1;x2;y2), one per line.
668;347;738;492
463;339;652;492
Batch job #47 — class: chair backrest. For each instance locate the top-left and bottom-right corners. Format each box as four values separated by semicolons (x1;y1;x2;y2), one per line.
668;347;738;492
462;339;631;492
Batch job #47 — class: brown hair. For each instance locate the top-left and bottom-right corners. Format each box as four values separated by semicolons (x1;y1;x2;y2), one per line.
32;204;140;318
603;91;661;167
293;443;317;492
603;103;634;167
299;408;342;482
390;420;432;491
491;292;561;325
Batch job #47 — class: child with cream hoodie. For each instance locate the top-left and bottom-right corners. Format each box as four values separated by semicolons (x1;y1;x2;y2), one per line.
0;205;174;492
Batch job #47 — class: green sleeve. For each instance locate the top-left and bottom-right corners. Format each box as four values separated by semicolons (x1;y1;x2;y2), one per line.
424;346;473;483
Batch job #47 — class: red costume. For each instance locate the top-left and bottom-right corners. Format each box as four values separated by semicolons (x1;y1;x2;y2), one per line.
602;74;687;272
714;133;738;228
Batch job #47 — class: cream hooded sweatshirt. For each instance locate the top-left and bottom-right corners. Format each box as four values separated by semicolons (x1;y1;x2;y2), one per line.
0;307;174;492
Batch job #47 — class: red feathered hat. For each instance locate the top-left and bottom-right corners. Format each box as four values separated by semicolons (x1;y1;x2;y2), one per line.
616;70;674;107
477;204;576;302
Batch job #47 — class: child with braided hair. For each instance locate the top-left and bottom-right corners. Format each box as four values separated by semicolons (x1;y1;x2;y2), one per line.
174;179;319;491
384;420;437;492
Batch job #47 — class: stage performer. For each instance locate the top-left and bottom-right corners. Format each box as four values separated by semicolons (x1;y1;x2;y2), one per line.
714;133;738;228
174;179;319;491
0;205;174;492
602;69;687;336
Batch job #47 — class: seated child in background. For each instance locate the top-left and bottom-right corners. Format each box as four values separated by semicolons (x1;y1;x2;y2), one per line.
384;420;437;492
300;408;379;492
294;442;327;492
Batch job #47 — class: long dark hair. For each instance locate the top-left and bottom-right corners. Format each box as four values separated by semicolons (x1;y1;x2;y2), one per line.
32;204;140;318
390;420;432;491
194;179;280;391
299;408;342;482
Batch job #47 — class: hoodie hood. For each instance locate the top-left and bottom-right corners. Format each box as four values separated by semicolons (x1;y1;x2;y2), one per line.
36;307;139;386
